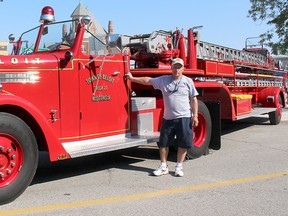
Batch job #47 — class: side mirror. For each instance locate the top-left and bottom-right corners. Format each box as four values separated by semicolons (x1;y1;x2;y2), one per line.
8;34;15;42
81;16;91;25
64;50;74;62
60;51;74;68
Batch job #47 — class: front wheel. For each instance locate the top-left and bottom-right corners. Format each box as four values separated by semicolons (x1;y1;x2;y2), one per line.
187;101;212;159
0;113;38;205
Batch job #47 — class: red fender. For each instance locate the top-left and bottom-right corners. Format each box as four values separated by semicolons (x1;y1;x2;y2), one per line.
258;87;284;107
194;81;237;120
0;94;70;161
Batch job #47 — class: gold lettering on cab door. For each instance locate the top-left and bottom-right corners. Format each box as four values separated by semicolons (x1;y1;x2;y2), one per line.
92;95;111;101
86;74;115;102
86;74;115;84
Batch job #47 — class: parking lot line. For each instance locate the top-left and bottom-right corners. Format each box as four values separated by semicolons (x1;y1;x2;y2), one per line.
0;171;287;216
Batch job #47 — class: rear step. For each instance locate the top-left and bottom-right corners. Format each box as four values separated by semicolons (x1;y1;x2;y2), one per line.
236;107;276;120
62;133;160;158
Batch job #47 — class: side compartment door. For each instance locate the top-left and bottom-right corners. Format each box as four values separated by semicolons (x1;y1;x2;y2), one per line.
78;54;129;139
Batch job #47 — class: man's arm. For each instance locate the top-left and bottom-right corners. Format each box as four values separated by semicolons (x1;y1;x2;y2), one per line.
190;96;199;127
126;72;152;85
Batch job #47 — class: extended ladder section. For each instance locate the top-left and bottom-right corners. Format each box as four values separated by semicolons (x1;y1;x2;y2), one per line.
233;72;284;87
196;41;269;66
122;30;271;67
195;41;286;89
119;30;286;90
123;31;273;68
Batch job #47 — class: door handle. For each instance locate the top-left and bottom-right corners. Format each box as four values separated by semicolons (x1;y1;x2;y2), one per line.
112;71;120;76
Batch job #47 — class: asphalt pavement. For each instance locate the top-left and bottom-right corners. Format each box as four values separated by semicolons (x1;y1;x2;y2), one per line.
0;108;287;216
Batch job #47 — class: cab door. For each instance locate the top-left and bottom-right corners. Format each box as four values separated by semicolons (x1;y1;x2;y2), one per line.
78;54;129;139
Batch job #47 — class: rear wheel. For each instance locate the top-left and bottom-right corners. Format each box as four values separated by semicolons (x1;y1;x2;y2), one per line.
0;113;38;205
269;95;283;125
187;101;212;159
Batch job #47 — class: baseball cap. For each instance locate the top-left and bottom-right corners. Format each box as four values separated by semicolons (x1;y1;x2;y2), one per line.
171;58;184;67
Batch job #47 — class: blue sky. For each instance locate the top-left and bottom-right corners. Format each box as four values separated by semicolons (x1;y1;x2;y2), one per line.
0;0;271;50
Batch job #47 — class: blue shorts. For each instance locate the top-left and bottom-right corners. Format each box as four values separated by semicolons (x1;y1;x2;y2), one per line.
158;117;193;149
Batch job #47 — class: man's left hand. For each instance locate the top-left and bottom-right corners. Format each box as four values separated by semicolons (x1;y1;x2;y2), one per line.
192;116;199;127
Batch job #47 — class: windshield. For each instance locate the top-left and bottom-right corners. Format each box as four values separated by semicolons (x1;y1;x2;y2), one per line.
81;33;107;55
17;20;77;55
15;19;108;56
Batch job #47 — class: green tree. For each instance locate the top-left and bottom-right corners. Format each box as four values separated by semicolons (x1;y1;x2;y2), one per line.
248;0;288;54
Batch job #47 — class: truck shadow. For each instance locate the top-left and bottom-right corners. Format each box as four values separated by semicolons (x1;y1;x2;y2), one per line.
221;116;271;135
32;115;272;185
32;145;162;185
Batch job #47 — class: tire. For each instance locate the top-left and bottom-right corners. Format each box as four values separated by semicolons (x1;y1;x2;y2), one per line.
269;95;282;125
0;113;38;205
269;109;281;125
187;101;212;159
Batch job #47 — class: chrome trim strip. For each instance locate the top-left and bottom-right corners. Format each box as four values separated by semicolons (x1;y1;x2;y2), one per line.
0;72;40;83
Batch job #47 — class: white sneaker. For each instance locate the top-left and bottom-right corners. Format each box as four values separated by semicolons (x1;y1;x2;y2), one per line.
153;164;169;176
175;166;184;177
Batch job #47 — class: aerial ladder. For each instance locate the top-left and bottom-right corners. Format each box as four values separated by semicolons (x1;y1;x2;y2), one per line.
120;29;286;91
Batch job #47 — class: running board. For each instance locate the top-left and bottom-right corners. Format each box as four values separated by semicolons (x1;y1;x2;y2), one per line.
236;107;276;120
63;133;160;158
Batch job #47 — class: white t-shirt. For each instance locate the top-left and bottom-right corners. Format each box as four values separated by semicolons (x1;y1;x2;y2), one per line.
151;75;198;120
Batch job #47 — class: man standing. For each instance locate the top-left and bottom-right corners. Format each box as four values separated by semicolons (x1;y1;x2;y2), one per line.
126;58;199;177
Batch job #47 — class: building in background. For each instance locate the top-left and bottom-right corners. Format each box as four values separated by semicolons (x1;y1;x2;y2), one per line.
0;41;8;55
68;2;113;55
273;55;288;70
1;2;113;56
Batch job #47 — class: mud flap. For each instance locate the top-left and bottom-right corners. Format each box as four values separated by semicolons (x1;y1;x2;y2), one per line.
206;102;221;150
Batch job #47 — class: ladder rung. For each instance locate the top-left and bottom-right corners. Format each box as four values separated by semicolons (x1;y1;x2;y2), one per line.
197;41;268;66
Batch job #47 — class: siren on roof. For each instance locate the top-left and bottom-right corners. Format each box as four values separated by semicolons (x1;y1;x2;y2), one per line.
40;6;55;23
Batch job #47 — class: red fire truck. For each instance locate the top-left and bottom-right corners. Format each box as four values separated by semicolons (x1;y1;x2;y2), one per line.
0;6;287;204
